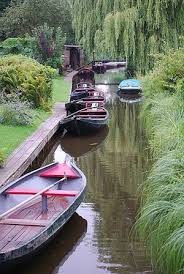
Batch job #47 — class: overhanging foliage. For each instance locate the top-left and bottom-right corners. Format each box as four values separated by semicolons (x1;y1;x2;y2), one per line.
71;0;184;72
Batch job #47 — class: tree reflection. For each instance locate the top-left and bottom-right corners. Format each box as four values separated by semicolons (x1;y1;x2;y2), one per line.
77;101;151;272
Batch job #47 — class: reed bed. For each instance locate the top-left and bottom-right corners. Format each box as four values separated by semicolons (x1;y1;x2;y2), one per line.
136;50;184;273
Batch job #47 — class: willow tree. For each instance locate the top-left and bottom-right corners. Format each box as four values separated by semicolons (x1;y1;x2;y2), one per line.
71;0;184;72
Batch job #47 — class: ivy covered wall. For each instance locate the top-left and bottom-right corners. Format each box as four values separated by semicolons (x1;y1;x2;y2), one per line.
71;0;184;72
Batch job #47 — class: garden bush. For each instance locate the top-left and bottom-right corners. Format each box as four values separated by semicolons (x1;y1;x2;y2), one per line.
0;55;56;109
141;50;184;98
0;94;34;126
140;50;184;156
0;24;66;69
31;23;66;68
0;37;34;57
0;149;5;167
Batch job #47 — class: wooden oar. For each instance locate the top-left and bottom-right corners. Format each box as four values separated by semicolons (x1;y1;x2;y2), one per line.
0;176;66;220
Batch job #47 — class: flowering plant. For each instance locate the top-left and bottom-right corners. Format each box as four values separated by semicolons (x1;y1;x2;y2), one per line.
32;23;66;68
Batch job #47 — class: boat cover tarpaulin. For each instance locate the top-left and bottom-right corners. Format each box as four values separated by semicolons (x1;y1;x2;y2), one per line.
118;79;141;89
39;163;80;178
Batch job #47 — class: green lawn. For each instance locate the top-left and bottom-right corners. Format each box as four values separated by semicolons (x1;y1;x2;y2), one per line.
0;76;70;161
0;110;49;158
52;76;70;103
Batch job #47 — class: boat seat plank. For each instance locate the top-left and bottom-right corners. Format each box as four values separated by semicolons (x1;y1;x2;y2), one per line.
0;208;33;241
0;209;43;251
5;189;78;196
82;99;104;102
0;199;57;251
79;112;106;114
81;110;105;113
78;113;106;115
0;218;49;227
5;212;60;250
77;115;106;118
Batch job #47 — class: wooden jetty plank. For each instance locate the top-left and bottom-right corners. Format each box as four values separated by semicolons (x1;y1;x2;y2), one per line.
3;116;62;163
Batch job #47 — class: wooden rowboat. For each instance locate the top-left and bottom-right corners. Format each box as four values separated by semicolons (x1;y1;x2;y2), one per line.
0;161;86;267
60;107;109;136
72;68;95;91
70;87;104;102
65;96;105;114
92;62;107;74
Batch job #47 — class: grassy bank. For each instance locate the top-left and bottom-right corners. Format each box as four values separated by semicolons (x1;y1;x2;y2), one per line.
136;50;184;273
0;76;70;161
52;76;70;103
0;110;49;158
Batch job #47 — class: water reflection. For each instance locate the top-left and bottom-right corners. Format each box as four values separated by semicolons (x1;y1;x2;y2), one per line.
75;100;151;273
53;98;150;273
95;68;126;85
117;93;143;104
60;126;109;158
95;84;112;102
17;69;152;274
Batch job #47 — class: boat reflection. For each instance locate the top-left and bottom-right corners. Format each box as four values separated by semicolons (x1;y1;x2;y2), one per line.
5;213;87;274
117;93;143;104
60;125;109;158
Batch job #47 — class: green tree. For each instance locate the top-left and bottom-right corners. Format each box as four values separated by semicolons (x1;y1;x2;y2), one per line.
0;0;74;43
0;0;11;39
0;24;66;68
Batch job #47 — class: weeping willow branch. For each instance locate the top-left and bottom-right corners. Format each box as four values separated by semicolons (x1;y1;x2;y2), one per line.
71;0;184;72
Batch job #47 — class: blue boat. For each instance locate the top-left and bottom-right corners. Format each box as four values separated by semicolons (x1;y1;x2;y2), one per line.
117;79;142;95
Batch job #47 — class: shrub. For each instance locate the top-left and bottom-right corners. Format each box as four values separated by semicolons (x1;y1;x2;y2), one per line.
31;23;66;68
0;149;5;167
0;37;34;57
142;50;184;98
0;24;66;69
0;55;56;109
0;94;34;126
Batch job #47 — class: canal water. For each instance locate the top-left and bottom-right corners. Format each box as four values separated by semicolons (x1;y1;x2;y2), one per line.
11;69;152;274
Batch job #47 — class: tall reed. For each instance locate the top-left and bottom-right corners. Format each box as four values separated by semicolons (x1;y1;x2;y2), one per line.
136;50;184;273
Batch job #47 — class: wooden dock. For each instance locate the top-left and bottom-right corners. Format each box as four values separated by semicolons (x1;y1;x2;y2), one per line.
0;103;66;188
